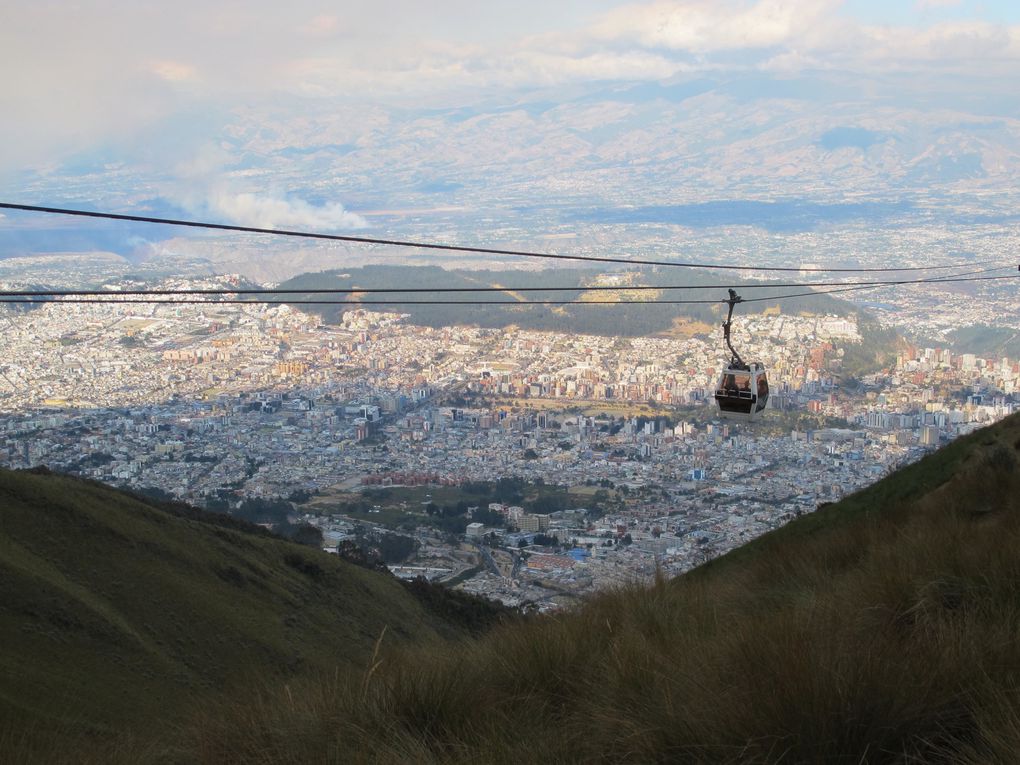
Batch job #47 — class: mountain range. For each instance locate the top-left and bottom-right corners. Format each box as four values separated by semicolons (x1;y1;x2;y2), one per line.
6;73;1019;284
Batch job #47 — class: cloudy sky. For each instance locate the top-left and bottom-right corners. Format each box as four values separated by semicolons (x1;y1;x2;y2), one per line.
2;0;1018;229
4;1;1017;145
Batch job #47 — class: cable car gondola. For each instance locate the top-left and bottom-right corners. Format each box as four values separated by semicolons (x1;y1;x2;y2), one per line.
714;289;769;422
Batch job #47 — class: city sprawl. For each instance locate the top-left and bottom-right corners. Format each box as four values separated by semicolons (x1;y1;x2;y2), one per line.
1;282;1017;610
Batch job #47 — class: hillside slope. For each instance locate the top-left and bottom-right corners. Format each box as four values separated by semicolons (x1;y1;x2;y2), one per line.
181;411;1020;764
0;468;454;742
278;265;862;336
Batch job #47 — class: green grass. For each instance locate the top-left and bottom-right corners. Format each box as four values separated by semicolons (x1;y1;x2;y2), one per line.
0;468;461;752
336;504;423;527
312;481;599;532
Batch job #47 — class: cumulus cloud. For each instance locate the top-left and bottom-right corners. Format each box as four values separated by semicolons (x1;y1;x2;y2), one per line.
149;60;199;83
513;50;681;83
858;19;1020;70
204;192;367;230
2;0;1019;178
579;0;1020;78
921;21;1016;59
590;0;841;53
288;47;680;95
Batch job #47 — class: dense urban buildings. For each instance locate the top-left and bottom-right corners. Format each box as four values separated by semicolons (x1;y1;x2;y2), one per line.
2;282;1016;609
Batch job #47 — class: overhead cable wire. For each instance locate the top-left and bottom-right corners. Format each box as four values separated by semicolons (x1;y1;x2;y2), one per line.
742;275;1017;304
0;202;1000;274
1;266;1013;299
2;273;1016;307
0;297;723;306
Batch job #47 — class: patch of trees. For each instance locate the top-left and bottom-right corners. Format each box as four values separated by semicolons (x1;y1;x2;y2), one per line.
120;484;280;541
364;531;417;564
494;476;526;504
336;540;389;571
461;480;493;496
288;488;313;504
274;522;324;548
451;476;528;505
340;529;418;565
431;515;470;536
401;575;524;634
527;493;569;514
233;497;293;525
841;316;901;377
77;452;115;469
471;506;505;527
204;497;230;513
134;485;176;503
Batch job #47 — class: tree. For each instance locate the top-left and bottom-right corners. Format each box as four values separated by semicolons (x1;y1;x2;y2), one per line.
336;540;386;571
494;477;526;504
528;493;567;514
286;523;324;548
473;506;506;528
288;488;313;503
367;532;417;563
463;480;492;497
205;497;230;513
235;497;292;525
135;485;175;503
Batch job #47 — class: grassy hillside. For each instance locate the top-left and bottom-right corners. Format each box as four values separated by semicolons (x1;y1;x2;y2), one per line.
164;411;1020;764
948;324;1020;359
0;468;462;754
8;412;1020;763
